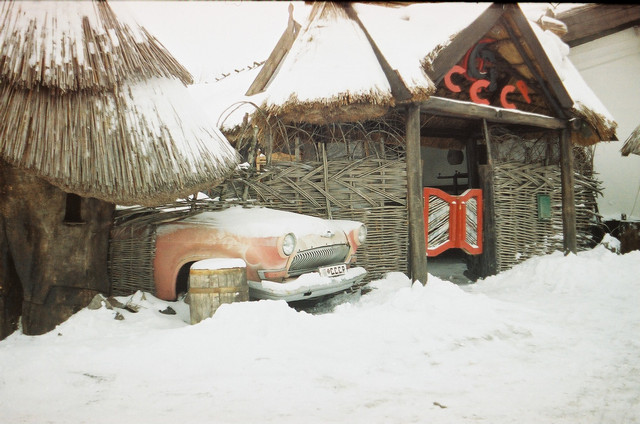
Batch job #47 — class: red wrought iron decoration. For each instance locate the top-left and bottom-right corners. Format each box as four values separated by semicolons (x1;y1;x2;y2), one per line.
444;39;532;110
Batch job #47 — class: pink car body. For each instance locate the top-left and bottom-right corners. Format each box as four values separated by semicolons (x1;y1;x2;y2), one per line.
150;206;367;302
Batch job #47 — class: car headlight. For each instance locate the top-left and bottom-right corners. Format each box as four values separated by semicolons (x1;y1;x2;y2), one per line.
356;224;367;245
282;233;296;256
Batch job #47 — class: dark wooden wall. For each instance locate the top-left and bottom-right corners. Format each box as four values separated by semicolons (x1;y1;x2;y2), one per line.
0;161;114;338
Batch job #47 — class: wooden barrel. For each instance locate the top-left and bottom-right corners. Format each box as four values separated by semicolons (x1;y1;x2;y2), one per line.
188;259;248;325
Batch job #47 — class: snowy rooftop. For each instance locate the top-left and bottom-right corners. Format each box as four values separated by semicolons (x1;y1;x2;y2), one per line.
142;2;614;133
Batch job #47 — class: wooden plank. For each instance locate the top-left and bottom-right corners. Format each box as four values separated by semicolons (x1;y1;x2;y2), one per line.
405;104;428;284
557;4;640;47
245;5;301;96
560;128;577;253
428;4;506;84
420;96;566;130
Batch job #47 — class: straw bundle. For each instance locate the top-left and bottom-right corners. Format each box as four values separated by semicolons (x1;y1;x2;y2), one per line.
0;1;192;91
571;103;618;146
0;77;240;205
621;123;640;157
0;1;240;205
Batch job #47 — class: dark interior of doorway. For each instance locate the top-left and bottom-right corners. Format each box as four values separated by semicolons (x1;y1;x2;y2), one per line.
427;248;476;285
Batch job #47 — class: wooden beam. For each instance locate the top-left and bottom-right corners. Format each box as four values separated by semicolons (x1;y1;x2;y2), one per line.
557;4;640;47
405;104;428;285
246;4;301;96
560;128;577;253
427;4;506;84
420;97;566;130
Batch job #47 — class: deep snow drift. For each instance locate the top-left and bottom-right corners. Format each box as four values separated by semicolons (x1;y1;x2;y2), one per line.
1;245;638;424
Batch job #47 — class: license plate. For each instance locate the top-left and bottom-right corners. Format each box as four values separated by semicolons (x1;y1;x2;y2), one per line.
319;263;347;278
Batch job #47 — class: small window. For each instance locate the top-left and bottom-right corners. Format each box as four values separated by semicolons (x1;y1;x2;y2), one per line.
64;193;84;224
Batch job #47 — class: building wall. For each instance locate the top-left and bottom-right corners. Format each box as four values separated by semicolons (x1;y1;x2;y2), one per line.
568;27;640;221
0;162;114;337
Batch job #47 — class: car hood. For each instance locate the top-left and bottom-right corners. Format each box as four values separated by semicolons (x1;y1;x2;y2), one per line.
170;205;361;239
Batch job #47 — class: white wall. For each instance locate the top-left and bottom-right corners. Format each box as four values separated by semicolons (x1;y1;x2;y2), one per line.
421;146;468;188
569;27;640;221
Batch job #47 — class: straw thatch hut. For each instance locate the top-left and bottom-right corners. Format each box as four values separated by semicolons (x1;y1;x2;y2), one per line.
202;2;616;285
0;1;239;338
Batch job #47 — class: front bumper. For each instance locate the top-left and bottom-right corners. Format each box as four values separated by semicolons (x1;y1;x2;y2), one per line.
248;267;367;302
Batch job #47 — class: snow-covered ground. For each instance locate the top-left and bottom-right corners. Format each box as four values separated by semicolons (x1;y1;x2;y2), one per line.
1;244;638;424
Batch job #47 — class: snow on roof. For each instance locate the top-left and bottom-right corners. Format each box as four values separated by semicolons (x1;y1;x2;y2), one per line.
529;21;617;137
185;2;614;137
258;3;398;123
355;2;494;76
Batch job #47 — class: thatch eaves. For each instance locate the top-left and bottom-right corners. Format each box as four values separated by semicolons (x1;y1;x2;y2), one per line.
621;124;640;157
255;2;434;125
0;0;240;206
0;1;192;92
0;76;240;206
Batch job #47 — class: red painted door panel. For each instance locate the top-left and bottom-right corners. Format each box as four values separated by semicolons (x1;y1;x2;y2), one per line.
423;188;483;256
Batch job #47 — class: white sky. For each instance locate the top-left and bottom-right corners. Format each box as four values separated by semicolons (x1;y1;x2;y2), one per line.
111;1;310;83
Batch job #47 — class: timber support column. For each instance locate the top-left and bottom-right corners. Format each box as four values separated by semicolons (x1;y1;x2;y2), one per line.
406;104;428;285
560;128;577;253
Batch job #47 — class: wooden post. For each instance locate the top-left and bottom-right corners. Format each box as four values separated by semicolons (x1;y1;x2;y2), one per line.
560;128;577;253
478;165;498;277
477;119;498;277
406;104;428;285
243;126;259;201
466;137;479;189
321;143;332;219
188;259;248;325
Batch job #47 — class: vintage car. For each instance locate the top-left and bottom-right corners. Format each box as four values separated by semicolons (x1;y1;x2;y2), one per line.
109;201;367;302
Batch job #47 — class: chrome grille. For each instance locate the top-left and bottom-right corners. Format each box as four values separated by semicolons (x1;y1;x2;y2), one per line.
289;244;350;275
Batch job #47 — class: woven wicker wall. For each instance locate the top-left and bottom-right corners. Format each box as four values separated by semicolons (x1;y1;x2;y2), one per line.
213;157;409;281
493;161;600;271
108;224;157;296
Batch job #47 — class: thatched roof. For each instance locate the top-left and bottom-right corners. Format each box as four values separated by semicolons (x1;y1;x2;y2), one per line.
0;1;239;206
256;2;434;125
0;1;192;91
621;124;640;157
